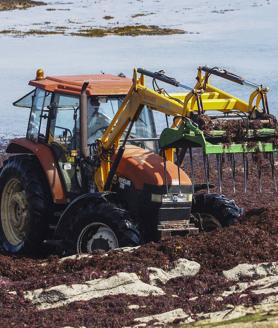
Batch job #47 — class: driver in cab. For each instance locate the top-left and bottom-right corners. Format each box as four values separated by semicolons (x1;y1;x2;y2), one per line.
88;98;111;144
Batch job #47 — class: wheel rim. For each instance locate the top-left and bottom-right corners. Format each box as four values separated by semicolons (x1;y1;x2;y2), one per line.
76;222;119;254
1;178;29;247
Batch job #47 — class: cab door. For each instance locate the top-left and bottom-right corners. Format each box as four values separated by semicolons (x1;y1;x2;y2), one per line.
48;93;82;197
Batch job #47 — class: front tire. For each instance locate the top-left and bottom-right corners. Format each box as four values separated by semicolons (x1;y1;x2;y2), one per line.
0;156;50;254
59;201;141;255
191;193;243;232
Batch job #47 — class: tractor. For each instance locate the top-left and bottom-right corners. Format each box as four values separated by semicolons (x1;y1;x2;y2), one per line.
2;66;274;255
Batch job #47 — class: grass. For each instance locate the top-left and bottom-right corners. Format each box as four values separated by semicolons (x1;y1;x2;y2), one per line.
181;307;278;327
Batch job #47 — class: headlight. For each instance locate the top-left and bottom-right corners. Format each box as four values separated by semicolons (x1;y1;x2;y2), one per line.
151;194;162;203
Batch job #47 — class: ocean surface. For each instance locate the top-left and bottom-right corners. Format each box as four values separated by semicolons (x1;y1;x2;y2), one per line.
0;0;277;136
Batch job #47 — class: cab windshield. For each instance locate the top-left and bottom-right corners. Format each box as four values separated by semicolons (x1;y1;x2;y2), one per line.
14;89;157;152
88;96;157;149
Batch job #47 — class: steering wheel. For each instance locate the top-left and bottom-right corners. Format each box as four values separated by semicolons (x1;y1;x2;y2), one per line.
55;126;73;143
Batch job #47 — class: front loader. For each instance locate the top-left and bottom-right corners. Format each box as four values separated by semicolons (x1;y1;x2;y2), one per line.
133;67;278;193
1;66;274;255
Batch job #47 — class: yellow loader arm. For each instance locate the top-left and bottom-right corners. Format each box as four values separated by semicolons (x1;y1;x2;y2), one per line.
95;69;188;190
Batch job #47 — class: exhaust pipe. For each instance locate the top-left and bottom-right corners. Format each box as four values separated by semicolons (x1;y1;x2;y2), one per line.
80;81;89;158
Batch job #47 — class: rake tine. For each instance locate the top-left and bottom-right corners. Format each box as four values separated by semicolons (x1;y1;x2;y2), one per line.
229;154;236;193
216;154;223;193
246;154;249;178
203;153;210;193
257;161;262;193
189;147;195;193
269;152;277;192
243;153;248;193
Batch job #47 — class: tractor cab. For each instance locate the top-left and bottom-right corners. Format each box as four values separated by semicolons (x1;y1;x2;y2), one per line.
13;70;157;197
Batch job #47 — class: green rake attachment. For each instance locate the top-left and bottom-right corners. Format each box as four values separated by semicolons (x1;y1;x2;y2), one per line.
160;117;278;193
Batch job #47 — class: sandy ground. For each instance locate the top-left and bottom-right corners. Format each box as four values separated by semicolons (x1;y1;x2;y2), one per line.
0;209;277;327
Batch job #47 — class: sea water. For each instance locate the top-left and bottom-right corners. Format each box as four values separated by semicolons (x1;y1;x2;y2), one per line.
0;0;277;136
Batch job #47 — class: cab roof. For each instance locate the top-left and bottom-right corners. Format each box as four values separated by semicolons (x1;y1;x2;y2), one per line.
29;74;132;96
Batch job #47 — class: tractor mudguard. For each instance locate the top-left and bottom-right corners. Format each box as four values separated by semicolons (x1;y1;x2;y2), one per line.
6;138;67;204
54;191;116;238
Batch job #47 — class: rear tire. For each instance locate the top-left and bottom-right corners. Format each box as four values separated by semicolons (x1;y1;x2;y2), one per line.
191;193;243;232
0;156;50;254
59;201;141;255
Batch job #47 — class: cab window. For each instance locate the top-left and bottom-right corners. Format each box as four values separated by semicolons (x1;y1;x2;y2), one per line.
88;96;121;144
87;96;157;147
26;89;51;142
49;93;80;151
13;89;35;108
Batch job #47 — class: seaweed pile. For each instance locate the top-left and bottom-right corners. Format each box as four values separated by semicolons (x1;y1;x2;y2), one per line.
193;113;278;143
0;205;277;327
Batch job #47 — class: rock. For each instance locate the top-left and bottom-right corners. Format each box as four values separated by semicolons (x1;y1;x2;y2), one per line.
262;294;278;304
8;291;17;295
215;296;224;301
223;262;278;281
59;254;92;262
128;304;140;310
58;246;140;263
24;272;164;310
253;285;278;296
133;308;193;326
148;258;200;285
116;246;140;253
189;296;198;301
222;275;278;298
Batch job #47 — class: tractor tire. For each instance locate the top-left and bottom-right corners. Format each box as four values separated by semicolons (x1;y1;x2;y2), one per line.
59;201;141;255
191;193;243;232
0;156;50;254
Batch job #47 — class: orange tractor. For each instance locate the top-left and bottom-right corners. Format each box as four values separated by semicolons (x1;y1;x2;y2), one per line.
3;66;273;255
